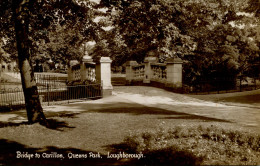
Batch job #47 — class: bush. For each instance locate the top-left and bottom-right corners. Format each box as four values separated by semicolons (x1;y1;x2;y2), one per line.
122;124;260;165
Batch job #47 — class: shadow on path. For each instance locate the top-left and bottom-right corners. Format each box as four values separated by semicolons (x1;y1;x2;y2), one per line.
75;102;232;123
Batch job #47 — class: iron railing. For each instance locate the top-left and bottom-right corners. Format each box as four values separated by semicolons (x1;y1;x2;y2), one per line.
182;77;260;94
35;73;67;87
38;83;102;106
0;87;25;109
0;83;102;111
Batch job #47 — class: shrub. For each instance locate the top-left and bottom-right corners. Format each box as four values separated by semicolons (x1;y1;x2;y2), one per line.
122;124;260;165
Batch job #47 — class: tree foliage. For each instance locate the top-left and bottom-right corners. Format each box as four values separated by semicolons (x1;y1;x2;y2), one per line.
100;0;260;87
1;0;259;92
0;0;103;64
0;0;103;123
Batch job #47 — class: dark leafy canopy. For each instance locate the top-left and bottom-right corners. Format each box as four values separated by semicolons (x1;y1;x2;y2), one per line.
90;27;129;66
246;0;260;17
0;0;16;60
100;0;259;87
0;0;103;64
99;0;243;59
100;0;197;62
1;0;259;88
0;0;104;123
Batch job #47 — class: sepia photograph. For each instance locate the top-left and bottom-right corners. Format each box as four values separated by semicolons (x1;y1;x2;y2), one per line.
0;0;259;165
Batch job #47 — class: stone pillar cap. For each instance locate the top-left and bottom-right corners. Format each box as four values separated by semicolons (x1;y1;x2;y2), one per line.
147;50;157;57
69;60;79;66
126;61;138;66
100;57;112;63
166;57;183;64
82;55;93;62
144;57;158;63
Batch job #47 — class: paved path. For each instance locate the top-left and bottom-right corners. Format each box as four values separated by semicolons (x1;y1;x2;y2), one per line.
1;86;259;133
113;86;260;132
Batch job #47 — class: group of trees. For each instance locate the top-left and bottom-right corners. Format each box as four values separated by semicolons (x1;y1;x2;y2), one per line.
0;0;259;123
1;0;104;63
97;0;259;87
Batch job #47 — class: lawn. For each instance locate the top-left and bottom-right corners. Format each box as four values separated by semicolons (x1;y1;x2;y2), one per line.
0;72;21;83
121;125;260;165
189;89;260;107
0;86;259;165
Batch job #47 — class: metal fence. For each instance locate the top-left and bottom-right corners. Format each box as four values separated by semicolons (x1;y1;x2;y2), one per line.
182;77;260;94
38;83;102;106
35;73;67;87
127;76;260;94
0;83;102;111
0;87;25;110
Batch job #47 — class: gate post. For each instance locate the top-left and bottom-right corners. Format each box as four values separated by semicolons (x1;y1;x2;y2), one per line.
166;58;183;88
96;57;113;97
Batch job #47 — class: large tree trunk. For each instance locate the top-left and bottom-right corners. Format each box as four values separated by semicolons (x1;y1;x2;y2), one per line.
13;0;46;124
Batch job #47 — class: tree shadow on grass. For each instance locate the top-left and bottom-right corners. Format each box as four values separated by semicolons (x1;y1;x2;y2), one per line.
0;118;75;131
44;111;81;119
0;109;77;130
161;115;231;122
105;143;204;166
0;139;119;166
0;121;29;128
0;138;203;166
43;118;75;131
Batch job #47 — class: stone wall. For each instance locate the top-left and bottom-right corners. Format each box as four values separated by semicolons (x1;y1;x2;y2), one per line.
126;57;183;90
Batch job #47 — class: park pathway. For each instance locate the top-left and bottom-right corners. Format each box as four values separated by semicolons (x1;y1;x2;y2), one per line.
1;86;259;133
112;86;260;132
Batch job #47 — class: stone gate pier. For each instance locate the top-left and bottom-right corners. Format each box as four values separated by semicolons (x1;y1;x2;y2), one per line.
68;55;113;97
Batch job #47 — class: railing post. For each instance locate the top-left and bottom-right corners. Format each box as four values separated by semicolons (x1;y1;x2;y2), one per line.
143;57;157;83
240;76;242;92
68;60;79;82
81;55;94;82
125;61;138;85
47;84;50;106
95;57;113;97
67;64;73;82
